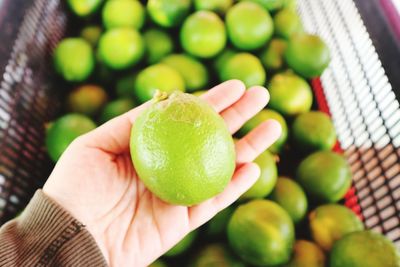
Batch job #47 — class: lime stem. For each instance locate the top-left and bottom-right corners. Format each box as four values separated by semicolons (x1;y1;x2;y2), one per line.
153;90;169;103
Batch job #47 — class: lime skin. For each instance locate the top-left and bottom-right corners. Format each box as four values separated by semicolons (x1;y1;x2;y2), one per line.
147;0;191;28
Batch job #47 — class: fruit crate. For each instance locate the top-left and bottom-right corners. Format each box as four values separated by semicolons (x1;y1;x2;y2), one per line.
0;0;399;249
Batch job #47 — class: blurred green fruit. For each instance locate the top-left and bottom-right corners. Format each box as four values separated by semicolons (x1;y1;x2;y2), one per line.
274;8;303;39
213;48;236;72
268;72;313;116
80;25;102;47
99;98;136;123
270;177;308;224
194;0;233;15
181;11;227;58
285;33;330;78
102;0;145;30
54;38;94;82
238;0;285;11
284;240;325;267
192;90;207;97
46;114;96;161
149;260;167;267
226;2;273;50
147;0;191;28
165;230;198;257
259;38;287;70
134;64;185;103
162;54;209;92
220;53;266;87
67;0;103;17
296;151;352;203
190;243;245;267
143;29;174;64
206;206;234;237
67;85;108;116
98;28;144;70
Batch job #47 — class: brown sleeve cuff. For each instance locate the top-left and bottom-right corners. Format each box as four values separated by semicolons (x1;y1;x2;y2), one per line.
0;190;108;267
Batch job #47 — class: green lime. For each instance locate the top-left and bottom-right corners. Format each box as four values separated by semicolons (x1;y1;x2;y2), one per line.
284;240;325;267
181;11;227;58
220;53;266;87
238;0;285;11
143;28;174;64
227;200;295;266
285;33;330;78
213;48;236;72
67;85;108;116
162;54;209;92
80;25;102;47
67;0;103;17
46;114;96;161
268;72;313;116
149;260;168;267
194;0;233;15
206;206;234;237
239;109;288;154
241;150;277;199
284;0;297;10
330;231;400;267
270;177;308;224
226;2;274;51
102;0;145;30
190;243;245;267
292;111;337;152
54;38;94;82
98;28;144;70
147;0;191;28
259;38;287;71
192;90;207;97
130;92;235;205
296;151;352;203
165;230;197;257
274;8;303;39
134;64;185;103
115;73;137;98
309;204;364;251
99;98;136;123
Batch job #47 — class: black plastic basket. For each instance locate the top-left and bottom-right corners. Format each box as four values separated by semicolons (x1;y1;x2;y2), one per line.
0;0;399;248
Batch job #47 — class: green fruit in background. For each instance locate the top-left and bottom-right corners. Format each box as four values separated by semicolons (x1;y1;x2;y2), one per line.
115;74;137;98
284;240;325;267
226;2;274;51
99;98;136;123
143;28;174;64
284;0;297;10
296;151;352;203
206;206;234;237
270;177;307;224
285;33;330;78
213;48;236;72
220;53;265;87
46;114;96;161
268;72;313;116
238;0;285;11
241;150;277;199
181;11;227;58
102;0;145;30
162;54;209;92
274;8;303;39
54;38;94;82
292;111;337;152
130;92;235;205
147;0;191;28
67;0;103;17
309;204;364;251
190;243;245;267
259;38;287;70
192;90;207;97
227;200;295;266
149;260;168;267
67;85;108;116
165;230;197;257
239;109;288;154
194;0;233;15
80;25;102;47
330;231;400;267
134;64;185;103
98;28;144;70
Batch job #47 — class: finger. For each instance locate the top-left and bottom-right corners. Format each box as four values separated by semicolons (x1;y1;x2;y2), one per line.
236;120;282;164
79;102;151;153
220;86;269;133
201;80;246;112
188;162;260;229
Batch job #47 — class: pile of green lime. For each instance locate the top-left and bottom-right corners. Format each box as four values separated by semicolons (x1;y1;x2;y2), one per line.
44;1;400;267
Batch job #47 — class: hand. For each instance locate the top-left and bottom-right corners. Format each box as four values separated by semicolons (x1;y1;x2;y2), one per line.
43;80;282;267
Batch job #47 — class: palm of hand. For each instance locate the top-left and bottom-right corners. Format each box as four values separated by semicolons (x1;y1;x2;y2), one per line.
43;80;281;267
